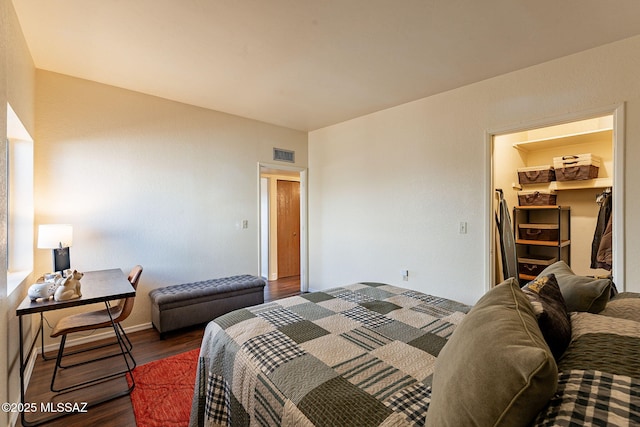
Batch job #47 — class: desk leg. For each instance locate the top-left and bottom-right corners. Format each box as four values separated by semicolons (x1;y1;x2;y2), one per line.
19;313;47;426
18;315;26;426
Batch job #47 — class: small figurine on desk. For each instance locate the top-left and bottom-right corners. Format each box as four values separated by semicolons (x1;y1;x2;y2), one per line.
27;273;64;301
54;270;84;301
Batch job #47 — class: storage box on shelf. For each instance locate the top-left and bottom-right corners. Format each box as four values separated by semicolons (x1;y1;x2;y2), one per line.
517;165;555;185
553;153;601;181
517;190;557;206
513;206;571;283
517;254;558;278
518;223;559;241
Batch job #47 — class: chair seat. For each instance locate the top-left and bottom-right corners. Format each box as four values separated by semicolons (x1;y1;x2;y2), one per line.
50;305;123;337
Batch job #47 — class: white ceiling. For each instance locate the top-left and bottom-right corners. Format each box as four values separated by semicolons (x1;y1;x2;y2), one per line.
12;0;640;131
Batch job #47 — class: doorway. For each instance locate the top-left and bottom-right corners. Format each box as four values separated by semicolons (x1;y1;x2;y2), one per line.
259;163;308;292
487;105;625;290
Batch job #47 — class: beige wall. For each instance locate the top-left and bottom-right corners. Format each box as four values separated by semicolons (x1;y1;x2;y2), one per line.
1;0;36;423
309;35;640;305
34;71;308;348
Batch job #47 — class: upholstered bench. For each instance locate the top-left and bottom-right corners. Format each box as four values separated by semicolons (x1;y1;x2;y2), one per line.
149;274;265;338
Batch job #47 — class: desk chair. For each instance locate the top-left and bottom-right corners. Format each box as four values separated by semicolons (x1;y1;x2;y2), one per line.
50;265;143;393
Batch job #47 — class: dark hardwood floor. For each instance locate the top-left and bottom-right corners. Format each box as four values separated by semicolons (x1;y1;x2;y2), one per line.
22;276;301;427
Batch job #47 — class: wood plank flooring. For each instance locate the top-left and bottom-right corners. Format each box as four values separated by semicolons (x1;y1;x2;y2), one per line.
21;276;301;427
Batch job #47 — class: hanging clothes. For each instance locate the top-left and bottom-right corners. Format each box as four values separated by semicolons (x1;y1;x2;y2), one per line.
596;216;613;270
495;189;518;282
591;190;612;269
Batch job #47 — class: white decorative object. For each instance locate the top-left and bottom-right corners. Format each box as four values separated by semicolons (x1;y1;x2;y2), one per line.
27;273;64;301
28;282;58;301
54;270;84;301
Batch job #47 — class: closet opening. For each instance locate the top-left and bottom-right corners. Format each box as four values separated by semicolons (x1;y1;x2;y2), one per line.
489;106;625;290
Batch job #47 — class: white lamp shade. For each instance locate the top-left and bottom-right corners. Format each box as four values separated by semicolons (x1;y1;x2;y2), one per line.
37;224;73;249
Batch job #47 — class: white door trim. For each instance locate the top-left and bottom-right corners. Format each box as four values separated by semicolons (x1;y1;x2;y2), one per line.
485;103;625;291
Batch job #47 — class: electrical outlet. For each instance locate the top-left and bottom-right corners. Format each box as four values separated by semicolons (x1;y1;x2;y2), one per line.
242;220;248;229
401;269;409;281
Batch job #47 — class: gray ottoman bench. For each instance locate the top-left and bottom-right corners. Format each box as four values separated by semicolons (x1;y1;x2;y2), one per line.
149;274;265;338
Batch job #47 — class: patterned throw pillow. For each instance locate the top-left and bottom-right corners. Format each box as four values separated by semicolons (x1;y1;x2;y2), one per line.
523;274;572;360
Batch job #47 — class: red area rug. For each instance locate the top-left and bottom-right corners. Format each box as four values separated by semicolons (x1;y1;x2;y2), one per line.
128;348;199;427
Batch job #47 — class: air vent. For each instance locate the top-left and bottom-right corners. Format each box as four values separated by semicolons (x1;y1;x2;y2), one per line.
273;148;295;163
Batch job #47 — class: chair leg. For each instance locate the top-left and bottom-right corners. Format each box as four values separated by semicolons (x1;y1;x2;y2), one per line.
119;323;134;351
50;334;67;392
50;327;137;393
56;331;133;369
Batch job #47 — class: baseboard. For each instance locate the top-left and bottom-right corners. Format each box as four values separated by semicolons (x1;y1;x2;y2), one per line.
40;322;154;354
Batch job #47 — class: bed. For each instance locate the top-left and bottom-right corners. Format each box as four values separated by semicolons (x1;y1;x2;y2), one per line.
189;262;640;427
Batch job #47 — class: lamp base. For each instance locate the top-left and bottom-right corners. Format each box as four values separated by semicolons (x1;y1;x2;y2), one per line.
53;247;71;275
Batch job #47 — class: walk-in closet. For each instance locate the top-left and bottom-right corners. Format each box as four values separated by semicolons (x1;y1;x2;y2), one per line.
493;114;615;285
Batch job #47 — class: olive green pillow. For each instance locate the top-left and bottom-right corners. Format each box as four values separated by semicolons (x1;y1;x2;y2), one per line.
536;261;611;313
426;278;558;427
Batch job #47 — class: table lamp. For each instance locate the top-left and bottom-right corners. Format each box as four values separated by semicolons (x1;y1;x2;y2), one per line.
37;224;73;275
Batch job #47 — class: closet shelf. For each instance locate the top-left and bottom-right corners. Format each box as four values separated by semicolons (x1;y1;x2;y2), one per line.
549;178;612;191
512;128;612;152
515;239;571;247
515;177;612;191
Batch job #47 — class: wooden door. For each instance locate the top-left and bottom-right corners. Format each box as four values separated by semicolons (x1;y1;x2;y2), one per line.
277;180;300;278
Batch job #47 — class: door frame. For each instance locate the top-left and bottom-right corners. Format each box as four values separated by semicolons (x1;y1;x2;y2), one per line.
484;103;625;292
257;162;308;292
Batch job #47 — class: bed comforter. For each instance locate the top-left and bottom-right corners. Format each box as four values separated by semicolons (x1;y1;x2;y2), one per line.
189;282;470;427
534;310;640;426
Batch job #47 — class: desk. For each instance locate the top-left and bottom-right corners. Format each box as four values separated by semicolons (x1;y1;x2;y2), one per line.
16;269;136;426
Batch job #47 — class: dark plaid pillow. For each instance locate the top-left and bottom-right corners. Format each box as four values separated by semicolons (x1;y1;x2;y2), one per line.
523;274;571;360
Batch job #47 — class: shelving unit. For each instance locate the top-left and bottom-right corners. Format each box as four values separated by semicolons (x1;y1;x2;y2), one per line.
513;206;571;283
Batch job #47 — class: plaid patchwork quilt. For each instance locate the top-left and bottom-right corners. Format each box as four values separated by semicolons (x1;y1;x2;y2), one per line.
533;312;640;426
189;282;470;427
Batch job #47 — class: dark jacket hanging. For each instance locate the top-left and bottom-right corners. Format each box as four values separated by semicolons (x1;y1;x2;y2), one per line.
596;216;613;270
591;191;612;269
